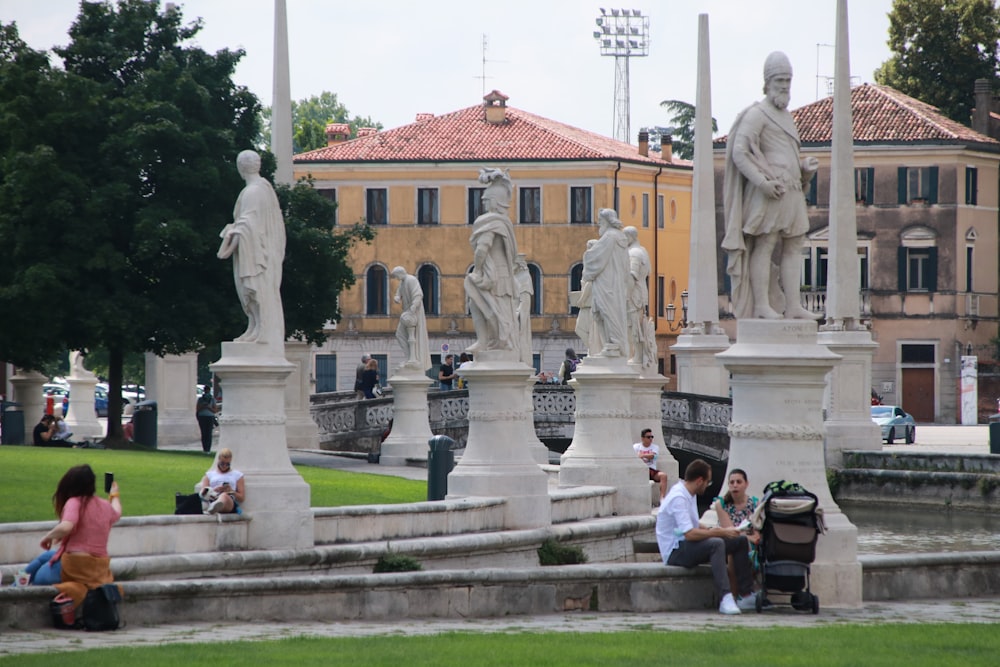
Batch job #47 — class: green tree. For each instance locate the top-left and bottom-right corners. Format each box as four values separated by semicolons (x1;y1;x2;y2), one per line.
653;100;717;160
874;0;1000;123
261;91;382;152
0;3;371;443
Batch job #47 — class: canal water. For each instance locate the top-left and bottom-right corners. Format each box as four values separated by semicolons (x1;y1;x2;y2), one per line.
841;501;1000;554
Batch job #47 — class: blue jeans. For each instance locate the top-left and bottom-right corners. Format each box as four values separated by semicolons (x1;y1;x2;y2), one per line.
26;549;61;585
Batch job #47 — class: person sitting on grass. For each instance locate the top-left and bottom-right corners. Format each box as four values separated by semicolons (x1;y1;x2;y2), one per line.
197;448;245;515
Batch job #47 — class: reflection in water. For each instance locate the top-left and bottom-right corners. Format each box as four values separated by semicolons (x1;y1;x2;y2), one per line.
841;501;1000;554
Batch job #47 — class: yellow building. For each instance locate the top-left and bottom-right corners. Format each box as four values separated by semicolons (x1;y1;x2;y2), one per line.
293;92;692;391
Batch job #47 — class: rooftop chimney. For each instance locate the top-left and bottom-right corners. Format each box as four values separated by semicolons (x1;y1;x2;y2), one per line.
356;127;377;138
638;130;649;157
661;134;673;162
483;89;510;124
325;123;350;146
415;113;434;122
972;78;993;136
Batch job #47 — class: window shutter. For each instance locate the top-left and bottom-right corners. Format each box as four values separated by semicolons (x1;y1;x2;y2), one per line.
897;167;908;204
927;248;938;292
897;247;907;291
866;167;875;204
928;166;939;204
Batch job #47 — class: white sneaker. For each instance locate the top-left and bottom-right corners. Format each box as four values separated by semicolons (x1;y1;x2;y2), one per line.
205;498;225;515
719;593;741;615
737;594;757;611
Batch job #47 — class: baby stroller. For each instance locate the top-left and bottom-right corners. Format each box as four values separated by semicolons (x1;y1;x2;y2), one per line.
751;480;825;614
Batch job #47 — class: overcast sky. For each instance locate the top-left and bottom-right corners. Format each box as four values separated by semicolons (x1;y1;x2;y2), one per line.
2;0;895;141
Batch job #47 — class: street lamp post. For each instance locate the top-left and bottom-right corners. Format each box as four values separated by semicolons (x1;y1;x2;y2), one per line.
664;290;689;333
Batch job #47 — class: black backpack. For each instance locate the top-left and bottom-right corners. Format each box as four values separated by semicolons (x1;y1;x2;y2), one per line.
81;583;123;631
561;358;578;384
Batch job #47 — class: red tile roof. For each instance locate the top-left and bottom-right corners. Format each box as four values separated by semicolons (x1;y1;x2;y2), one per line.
717;84;999;147
295;103;679;165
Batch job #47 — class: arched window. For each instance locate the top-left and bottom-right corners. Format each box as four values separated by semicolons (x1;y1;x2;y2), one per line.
569;262;584;315
528;263;543;315
417;264;440;315
366;265;388;315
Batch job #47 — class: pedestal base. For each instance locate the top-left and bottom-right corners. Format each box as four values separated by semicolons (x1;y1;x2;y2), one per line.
559;356;649;516
718;320;861;608
145;352;200;446
817;329;882;467
211;341;314;549
380;367;434;466
284;342;320;450
671;331;731;396
447;351;550;529
65;375;103;441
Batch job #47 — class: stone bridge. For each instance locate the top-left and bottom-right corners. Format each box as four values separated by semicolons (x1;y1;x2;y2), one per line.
309;386;732;467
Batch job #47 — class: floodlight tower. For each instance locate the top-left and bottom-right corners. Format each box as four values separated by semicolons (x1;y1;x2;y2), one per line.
593;8;650;143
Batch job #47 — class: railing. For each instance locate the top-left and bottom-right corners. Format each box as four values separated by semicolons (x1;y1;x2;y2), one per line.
800;289;872;316
309;386;733;461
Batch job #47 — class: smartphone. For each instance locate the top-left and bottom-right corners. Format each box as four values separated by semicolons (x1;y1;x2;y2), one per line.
104;472;114;494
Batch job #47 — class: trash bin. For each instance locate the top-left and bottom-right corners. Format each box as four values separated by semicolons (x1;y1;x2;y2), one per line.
132;400;158;449
427;435;455;501
1;401;24;445
989;414;1000;455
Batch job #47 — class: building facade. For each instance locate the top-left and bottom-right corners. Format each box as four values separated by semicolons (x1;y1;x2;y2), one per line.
293;92;693;392
714;84;1000;423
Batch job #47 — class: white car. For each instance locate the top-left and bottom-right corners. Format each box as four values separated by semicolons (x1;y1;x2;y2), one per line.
871;405;916;444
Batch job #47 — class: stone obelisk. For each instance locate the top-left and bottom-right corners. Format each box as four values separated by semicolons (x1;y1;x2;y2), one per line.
670;13;730;397
817;0;881;466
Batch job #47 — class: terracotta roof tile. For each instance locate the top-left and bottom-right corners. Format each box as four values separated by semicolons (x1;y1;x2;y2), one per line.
295;104;675;165
716;84;999;147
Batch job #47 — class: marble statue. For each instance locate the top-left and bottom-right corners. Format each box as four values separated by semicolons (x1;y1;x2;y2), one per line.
624;226;657;368
514;254;534;366
581;209;630;358
722;51;820;320
465;168;519;353
218;149;286;347
391;266;431;370
68;350;95;379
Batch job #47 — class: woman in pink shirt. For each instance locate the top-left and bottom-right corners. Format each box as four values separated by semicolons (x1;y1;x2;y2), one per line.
40;465;122;610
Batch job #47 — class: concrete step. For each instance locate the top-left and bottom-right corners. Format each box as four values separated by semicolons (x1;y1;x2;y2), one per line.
843;450;1000;474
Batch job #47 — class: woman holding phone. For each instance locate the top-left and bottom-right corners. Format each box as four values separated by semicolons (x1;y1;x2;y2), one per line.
198;448;245;515
37;465;122;609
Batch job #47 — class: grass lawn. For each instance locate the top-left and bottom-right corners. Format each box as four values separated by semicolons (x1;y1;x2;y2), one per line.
2;624;998;666
0;445;426;523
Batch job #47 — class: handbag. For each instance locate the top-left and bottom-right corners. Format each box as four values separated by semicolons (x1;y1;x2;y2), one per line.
373;384;383;397
81;583;123;631
50;592;81;629
175;492;203;515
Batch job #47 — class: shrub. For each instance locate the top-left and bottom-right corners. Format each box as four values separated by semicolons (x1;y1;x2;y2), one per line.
373;553;422;573
537;539;587;566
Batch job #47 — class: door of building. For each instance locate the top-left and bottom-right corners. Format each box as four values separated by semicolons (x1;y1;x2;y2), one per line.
901;367;935;422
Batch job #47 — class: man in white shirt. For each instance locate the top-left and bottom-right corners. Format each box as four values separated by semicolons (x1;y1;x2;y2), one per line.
633;428;667;499
655;458;755;615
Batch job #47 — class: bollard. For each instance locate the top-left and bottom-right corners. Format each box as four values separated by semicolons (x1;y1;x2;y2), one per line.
990;414;1000;455
427;435;455;501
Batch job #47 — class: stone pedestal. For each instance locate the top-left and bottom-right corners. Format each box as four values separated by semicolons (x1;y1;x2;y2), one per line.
145;352;200;446
283;341;320;450
559;356;648;517
671;330;731;397
817;329;882;467
211;342;313;549
65;375;102;441
10;370;47;444
447;351;550;529
630;368;678;489
380;366;434;466
523;377;550;465
718;320;861;608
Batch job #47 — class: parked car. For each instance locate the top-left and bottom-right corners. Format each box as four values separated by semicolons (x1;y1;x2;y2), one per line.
871;405;916;444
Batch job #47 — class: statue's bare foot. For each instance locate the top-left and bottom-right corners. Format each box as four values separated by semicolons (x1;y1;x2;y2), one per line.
785;305;822;320
753;305;782;319
465;340;482;353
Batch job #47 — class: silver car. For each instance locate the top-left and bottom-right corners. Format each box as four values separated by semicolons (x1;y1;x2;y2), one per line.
871;405;916;444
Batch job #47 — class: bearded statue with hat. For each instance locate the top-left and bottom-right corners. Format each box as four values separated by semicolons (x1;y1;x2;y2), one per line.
721;51;821;321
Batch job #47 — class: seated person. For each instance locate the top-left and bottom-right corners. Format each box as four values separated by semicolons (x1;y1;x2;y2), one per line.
197;448;245;515
51;416;79;446
713;469;761;595
656;458;756;615
633;428;667;499
33;414;72;448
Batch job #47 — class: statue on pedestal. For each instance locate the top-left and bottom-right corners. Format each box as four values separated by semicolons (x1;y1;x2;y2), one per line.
465;168;519;354
218;149;286;347
624;226;657;368
581;209;630;358
722;51;820;320
514;254;534;366
68;350;96;379
391;266;431;370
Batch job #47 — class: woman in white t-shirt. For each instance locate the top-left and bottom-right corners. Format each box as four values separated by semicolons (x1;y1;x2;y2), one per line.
198;448;245;515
